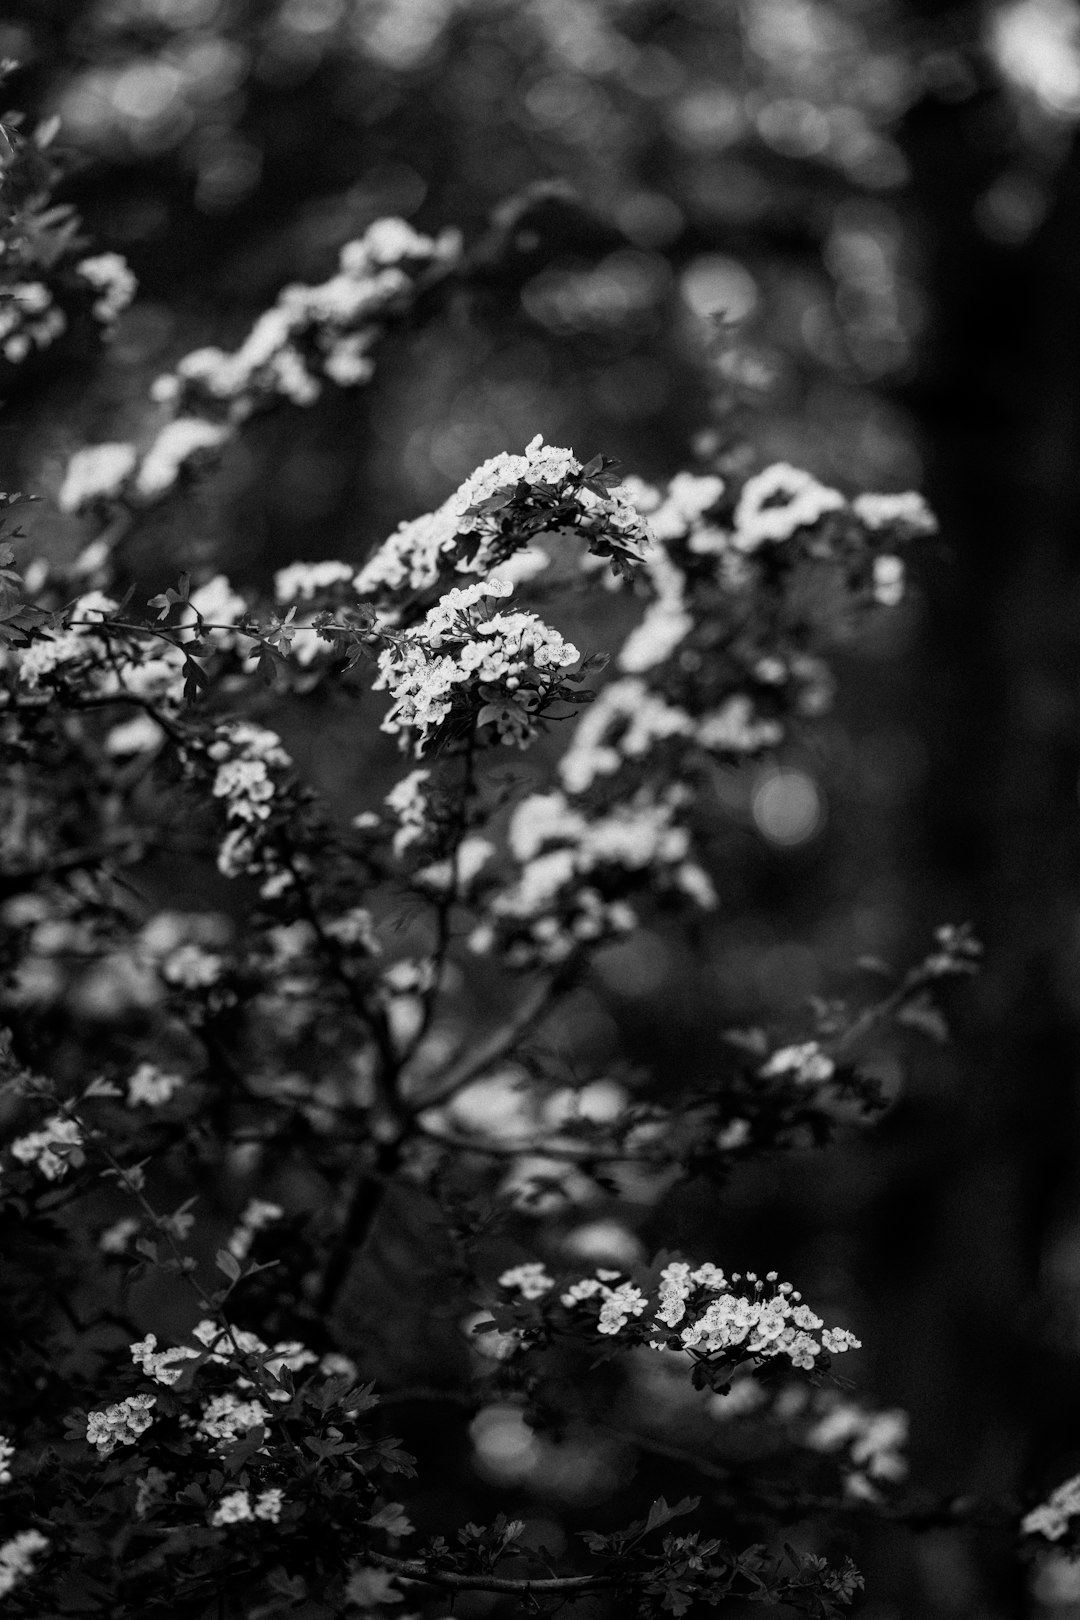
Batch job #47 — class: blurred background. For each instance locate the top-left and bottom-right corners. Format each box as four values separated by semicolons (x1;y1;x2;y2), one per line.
4;1;1080;1615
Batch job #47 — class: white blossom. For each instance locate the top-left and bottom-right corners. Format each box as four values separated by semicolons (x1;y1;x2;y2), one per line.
1024;1473;1080;1541
134;417;232;501
733;463;845;550
127;1062;186;1107
10;1114;84;1180
76;252;137;324
86;1393;156;1455
58;443;138;513
0;1530;48;1600
0;1435;14;1485
498;1262;555;1300
130;1333;200;1387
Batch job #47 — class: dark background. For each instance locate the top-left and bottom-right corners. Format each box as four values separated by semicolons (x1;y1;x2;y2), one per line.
4;2;1080;1615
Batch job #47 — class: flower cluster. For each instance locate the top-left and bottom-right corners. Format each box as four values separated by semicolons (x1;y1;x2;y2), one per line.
354;435;651;606
210;1487;285;1527
9;1113;84;1181
203;722;293;880
85;1393;157;1456
760;1042;837;1086
471;786;714;966
0;279;67;365
0;1531;48;1601
55;219;458;518
126;1062;186;1107
499;1258;861;1376
75;253;138;327
376;578;581;753
1023;1473;1080;1541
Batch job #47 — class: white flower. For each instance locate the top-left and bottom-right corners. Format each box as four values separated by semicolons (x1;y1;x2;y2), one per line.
10;1114;84;1181
274;560;355;604
852;491;935;533
86;1394;156;1455
498;1262;555;1300
0;1530;48;1600
135;418;232;501
127;1062;185;1107
761;1043;835;1086
211;1489;254;1526
99;1216;139;1254
195;1393;271;1445
76;252;138;324
1024;1473;1080;1541
226;1198;285;1260
733;463;845;550
130;1333;200;1387
0;1435;14;1484
872;554;905;606
58;443;138;513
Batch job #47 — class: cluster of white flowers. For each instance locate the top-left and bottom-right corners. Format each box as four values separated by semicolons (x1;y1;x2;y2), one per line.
760;1042;836;1086
274;560;355;606
130;1334;201;1387
497;1262;555;1300
155;218;459;420
378;768;432;856
226;1197;285;1261
1023;1473;1080;1541
0;1530;48;1601
376;578;580;753
0;1435;14;1484
472;786;714;964
732;464;847;551
557;1273;649;1334
804;1397;909;1491
507;1260;860;1374
85;1393;156;1455
136;417;233;502
204;722;292;879
76;253;137;326
196;1392;273;1446
127;1062;186;1107
98;1215;139;1254
0;279;66;364
354;435;652;603
57;443;138;513
210;1487;285;1527
14;591;117;689
9;1113;84;1181
558;679;779;798
655;1263;860;1370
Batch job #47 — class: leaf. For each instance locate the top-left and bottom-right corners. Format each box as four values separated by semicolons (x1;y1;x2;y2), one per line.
215;1248;242;1282
644;1496;700;1536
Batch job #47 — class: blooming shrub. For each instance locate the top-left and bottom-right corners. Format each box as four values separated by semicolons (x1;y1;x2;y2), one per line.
0;90;1046;1620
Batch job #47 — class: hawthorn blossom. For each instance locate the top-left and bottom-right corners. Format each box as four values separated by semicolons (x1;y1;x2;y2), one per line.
274;560;355;605
76;253;137;325
0;1435;14;1484
0;280;66;364
195;1392;272;1446
134;418;232;501
376;578;580;753
127;1062;185;1107
210;1487;286;1526
10;1114;84;1181
226;1198;285;1261
761;1042;836;1086
732;464;845;551
498;1262;555;1300
549;1262;860;1374
58;443;138;513
16;592;117;689
852;491;936;533
130;1333;200;1387
86;1393;156;1455
0;1530;48;1600
1023;1473;1080;1541
354;434;651;602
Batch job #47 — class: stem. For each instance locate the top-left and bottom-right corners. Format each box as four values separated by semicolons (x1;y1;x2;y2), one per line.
365;1552;619;1595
